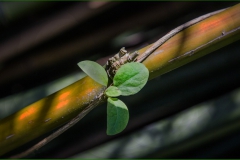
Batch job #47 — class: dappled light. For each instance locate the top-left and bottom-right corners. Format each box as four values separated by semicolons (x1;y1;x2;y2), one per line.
19;108;36;120
56;100;69;109
59;92;70;100
56;91;71;109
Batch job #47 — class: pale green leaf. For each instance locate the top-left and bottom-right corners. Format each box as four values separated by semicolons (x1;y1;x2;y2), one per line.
77;60;108;86
105;86;121;97
107;97;129;135
114;62;149;96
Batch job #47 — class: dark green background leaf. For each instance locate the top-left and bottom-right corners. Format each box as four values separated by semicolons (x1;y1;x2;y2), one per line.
114;62;149;96
105;86;121;97
107;97;129;135
77;60;108;86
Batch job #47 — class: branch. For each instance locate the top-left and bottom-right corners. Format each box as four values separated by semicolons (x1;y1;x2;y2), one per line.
136;7;228;63
10;93;107;158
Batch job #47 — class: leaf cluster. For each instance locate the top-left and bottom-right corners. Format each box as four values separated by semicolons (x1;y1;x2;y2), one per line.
78;60;149;135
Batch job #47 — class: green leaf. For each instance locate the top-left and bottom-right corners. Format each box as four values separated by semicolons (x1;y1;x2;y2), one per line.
77;60;108;86
107;97;129;135
113;62;149;96
105;86;121;97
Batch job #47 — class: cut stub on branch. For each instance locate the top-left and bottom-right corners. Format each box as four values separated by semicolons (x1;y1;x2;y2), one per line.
106;47;139;79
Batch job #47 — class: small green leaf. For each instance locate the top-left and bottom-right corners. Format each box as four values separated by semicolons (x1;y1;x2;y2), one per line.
113;62;149;96
105;86;121;97
107;97;129;135
77;60;108;86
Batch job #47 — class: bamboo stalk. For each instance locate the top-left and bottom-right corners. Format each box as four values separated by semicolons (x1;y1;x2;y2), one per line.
0;3;239;156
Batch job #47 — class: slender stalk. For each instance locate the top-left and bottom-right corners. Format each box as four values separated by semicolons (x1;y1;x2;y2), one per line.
10;93;107;158
136;8;228;63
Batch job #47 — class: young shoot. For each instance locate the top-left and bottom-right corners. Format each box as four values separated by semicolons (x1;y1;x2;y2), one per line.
78;60;149;135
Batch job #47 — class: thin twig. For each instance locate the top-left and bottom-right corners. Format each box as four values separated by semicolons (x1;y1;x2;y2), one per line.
10;92;106;158
136;7;228;63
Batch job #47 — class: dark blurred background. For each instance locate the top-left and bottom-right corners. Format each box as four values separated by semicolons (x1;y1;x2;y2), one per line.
1;2;240;158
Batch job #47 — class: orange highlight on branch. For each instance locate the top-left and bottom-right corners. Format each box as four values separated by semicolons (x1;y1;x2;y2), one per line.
59;91;70;100
19;108;36;120
56;100;69;109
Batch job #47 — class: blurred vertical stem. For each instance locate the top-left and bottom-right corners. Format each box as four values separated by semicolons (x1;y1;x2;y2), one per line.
0;3;240;156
